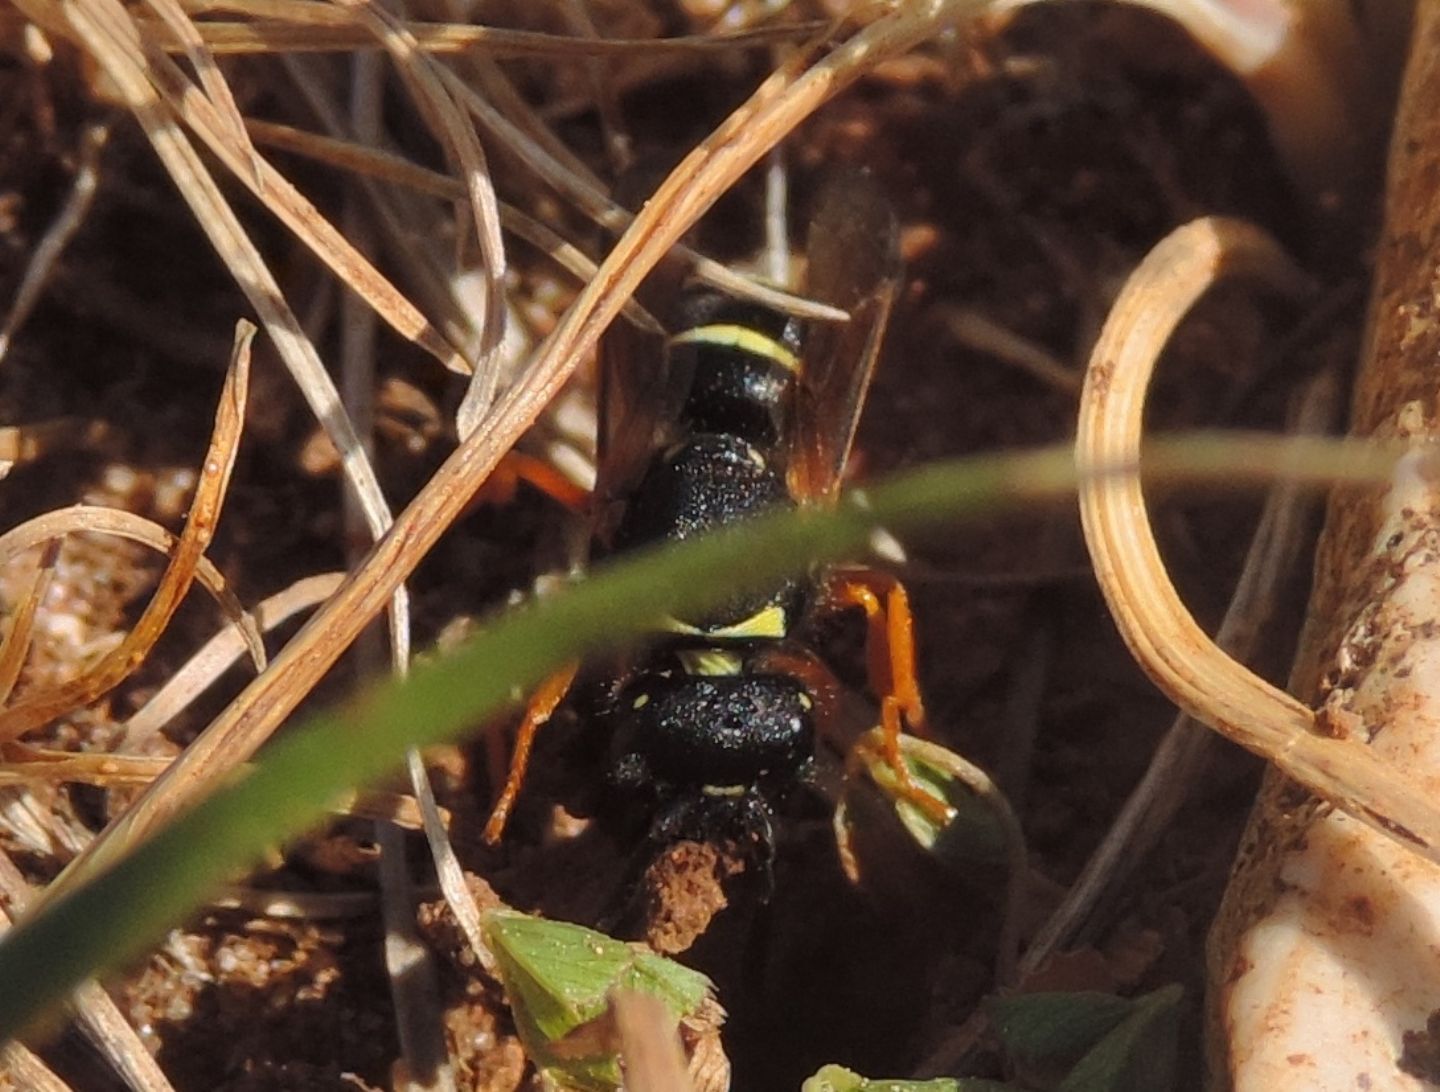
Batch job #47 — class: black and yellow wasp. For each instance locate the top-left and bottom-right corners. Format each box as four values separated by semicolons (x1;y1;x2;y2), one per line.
483;172;942;861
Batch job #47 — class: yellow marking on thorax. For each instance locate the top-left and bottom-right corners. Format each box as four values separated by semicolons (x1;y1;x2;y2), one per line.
677;648;744;676
669;324;800;374
701;784;748;797
659;602;789;641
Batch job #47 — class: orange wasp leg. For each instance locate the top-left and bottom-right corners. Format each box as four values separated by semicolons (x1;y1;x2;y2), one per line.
482;661;580;844
475;450;587;844
821;568;949;825
474;451;590;512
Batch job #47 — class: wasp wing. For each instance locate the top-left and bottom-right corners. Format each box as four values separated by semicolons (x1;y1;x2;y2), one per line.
789;173;901;505
593;172;693;550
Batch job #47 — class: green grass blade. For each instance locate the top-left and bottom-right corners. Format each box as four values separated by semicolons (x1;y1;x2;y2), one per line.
0;434;1393;1041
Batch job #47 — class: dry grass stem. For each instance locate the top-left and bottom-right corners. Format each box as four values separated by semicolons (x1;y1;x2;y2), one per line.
241;114;703;338
59;1;427;917
336;0;505;423
49;0;416;605
454;51;610;199
30;0;471;375
120;573;340;751
0;120;109;368
142;5;820;57
275;52;490;379
613;990;693;1092
0;744;452;837
1026;366;1341;974
0;542;60;704
0;323;252;743
403;743;497;979
0;507;263;672
0;854;177;1092
324;49;453;1087
556;0;632;172
210;886;387;919
140;0;249;150
0;1039;71;1092
0;747;172;787
433;61;849;323
937;304;1081;394
339;788;451;833
1077;215;1440;866
378;811;458;1092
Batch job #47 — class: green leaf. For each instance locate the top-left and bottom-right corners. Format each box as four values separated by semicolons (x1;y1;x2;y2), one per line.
1056;985;1181;1092
802;1063;1010;1091
859;736;1010;866
986;986;1183;1092
484;910;710;1039
986;992;1136;1070
482;910;712;1092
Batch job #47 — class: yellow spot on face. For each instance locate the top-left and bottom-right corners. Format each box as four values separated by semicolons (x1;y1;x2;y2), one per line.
669;324;800;374
798;693;813;711
632;693;650;710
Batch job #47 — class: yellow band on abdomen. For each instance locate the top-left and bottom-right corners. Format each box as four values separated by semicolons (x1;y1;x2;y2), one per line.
668;323;800;374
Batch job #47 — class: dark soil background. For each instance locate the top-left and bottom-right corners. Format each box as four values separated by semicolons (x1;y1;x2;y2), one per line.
0;3;1377;1090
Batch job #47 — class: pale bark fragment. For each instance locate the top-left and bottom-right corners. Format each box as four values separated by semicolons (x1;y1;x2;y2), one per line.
1211;5;1440;1088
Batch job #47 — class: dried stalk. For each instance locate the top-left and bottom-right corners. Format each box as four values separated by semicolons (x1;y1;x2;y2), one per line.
0;1040;71;1092
0;323;252;741
1211;7;1440;1087
147;7;819;57
0;543;60;704
119;573;340;750
613;990;693;1092
0;853;176;1092
0;507;263;672
1025;367;1340;973
336;40;457;1089
0;120;110;368
23;0;470;374
1076;216;1440;866
47;0;415;646
336;0;506;425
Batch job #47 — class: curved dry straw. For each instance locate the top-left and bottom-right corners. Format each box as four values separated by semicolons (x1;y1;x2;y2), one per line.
0;322;255;743
1075;216;1440;865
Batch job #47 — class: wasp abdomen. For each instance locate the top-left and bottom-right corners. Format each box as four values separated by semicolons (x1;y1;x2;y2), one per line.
668;292;803;449
610;670;814;793
612;432;803;633
615;433;787;544
676;350;791;449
